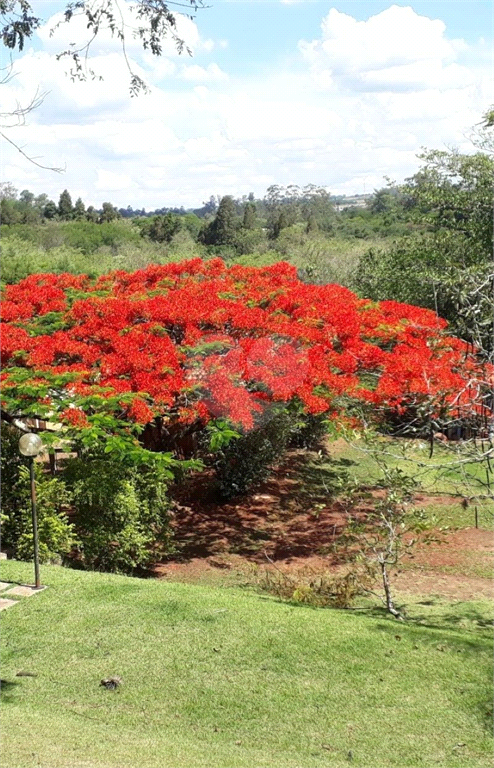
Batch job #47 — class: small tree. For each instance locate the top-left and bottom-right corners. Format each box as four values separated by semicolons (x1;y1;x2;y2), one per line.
337;458;441;620
43;200;58;219
99;202;120;223
73;197;86;220
204;195;238;246
86;205;99;222
243;201;256;230
58;189;74;220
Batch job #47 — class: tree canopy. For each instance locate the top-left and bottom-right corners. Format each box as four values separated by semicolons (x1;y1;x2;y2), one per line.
1;259;489;462
355;147;494;360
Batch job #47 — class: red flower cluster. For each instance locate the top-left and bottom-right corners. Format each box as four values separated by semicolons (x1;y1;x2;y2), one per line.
1;259;489;435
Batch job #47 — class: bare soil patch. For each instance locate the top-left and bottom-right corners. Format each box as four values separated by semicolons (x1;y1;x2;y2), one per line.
159;449;493;601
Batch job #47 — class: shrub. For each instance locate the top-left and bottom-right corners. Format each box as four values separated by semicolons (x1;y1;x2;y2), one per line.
254;564;373;609
289;413;328;450
213;408;296;499
63;456;174;573
0;425;76;563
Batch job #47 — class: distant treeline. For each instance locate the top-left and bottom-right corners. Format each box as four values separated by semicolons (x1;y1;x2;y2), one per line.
0;181;416;243
1;146;492;358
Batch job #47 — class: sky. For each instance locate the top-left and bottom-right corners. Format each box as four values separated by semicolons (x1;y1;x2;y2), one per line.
1;0;492;209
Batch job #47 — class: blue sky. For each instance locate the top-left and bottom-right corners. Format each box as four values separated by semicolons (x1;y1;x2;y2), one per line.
2;1;492;207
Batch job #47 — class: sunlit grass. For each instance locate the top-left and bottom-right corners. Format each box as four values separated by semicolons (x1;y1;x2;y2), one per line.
1;561;492;768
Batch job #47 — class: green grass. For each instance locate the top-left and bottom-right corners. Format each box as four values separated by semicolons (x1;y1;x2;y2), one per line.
315;438;493;529
1;561;492;768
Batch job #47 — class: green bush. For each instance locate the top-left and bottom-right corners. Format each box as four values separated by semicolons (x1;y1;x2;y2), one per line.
0;426;76;563
63;457;174;573
289;413;328;449
233;228;268;255
213;409;296;499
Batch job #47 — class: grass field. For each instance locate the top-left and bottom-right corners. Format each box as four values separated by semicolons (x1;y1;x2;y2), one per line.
1;560;492;768
313;438;493;529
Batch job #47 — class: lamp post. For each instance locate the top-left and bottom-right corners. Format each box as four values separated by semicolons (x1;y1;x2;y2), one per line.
18;433;43;589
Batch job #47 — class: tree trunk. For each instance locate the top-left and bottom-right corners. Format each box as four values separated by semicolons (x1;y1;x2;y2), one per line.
380;561;403;620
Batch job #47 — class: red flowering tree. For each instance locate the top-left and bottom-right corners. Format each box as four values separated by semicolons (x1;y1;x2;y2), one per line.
1;259;490;466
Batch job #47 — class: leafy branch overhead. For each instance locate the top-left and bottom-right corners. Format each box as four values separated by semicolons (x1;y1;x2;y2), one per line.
2;0;204;94
0;0;204;169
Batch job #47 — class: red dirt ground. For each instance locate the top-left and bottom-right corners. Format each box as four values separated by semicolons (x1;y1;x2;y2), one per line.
154;448;493;602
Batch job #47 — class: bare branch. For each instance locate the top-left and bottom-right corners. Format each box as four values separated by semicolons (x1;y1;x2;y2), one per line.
0;130;65;172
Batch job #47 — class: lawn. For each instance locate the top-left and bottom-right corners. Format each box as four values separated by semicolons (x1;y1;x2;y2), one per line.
1;560;492;768
313;438;493;529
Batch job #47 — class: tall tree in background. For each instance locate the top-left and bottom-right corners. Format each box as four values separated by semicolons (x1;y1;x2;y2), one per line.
43;199;57;219
73;197;86;220
85;205;98;222
243;202;256;230
99;201;120;223
202;195;238;246
58;189;74;220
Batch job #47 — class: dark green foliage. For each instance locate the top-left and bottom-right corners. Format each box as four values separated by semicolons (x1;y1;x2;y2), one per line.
1;0;40;51
145;213;182;242
213;409;297;499
305;213;318;234
63;456;174;573
270;207;293;239
406;150;493;250
354;150;494;357
58;189;73;220
43;199;57;219
0;425;76;563
73;197;86;220
99;201;120;223
202;195;238;246
1;197;20;225
232;228;267;255
289;413;328;449
85;205;99;222
243;201;256;230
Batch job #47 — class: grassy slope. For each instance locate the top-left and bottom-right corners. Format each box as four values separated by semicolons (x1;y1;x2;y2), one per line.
316;438;493;529
1;561;492;768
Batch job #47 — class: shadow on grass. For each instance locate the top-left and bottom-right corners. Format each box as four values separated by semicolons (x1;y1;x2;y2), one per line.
255;590;493;643
294;456;357;502
0;679;21;704
369;612;492;650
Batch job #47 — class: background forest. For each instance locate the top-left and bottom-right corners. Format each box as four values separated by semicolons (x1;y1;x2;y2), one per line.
2;139;492;357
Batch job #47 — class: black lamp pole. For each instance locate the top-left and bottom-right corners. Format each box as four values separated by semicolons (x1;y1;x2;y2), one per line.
19;432;43;589
29;456;41;589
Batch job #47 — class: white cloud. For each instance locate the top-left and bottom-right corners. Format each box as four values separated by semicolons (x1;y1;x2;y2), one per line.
299;5;472;93
95;169;133;192
1;4;491;207
180;63;229;83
